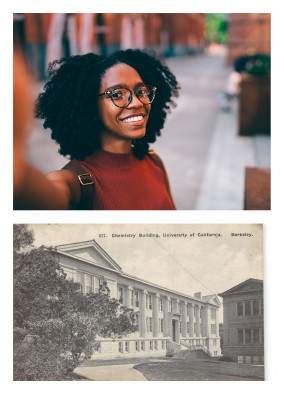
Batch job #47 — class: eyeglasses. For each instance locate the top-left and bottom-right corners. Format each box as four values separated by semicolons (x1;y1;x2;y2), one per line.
98;84;157;108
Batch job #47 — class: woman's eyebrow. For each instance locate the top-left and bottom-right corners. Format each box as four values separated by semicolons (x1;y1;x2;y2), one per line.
106;82;145;91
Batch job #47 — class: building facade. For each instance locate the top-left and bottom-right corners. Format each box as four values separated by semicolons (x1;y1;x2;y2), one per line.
54;240;221;358
219;279;264;364
227;13;271;65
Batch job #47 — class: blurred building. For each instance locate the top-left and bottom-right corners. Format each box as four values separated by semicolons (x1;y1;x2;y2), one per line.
227;13;271;65
14;13;206;80
219;279;264;364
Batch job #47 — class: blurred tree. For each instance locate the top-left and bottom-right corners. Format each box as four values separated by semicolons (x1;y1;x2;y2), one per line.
13;225;137;380
206;14;228;45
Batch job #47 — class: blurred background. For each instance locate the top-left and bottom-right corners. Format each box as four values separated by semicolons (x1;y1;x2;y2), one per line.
13;13;271;210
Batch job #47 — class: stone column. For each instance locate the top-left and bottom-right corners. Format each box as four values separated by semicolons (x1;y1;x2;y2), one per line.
181;301;187;338
163;296;170;337
139;290;146;337
216;308;219;336
188;303;194;337
196;305;201;337
152;294;159;337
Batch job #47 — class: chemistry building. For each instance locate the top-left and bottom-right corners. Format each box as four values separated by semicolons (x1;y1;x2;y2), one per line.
55;240;221;358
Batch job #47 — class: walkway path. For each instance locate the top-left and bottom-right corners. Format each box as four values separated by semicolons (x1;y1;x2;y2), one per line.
74;363;148;381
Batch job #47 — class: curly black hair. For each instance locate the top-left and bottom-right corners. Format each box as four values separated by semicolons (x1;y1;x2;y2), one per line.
35;49;180;160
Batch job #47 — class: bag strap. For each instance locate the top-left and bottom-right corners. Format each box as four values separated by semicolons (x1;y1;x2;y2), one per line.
148;150;176;209
62;160;94;210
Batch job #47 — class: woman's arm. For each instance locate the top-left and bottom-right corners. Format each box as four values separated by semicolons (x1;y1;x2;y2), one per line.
13;49;81;210
13;147;81;210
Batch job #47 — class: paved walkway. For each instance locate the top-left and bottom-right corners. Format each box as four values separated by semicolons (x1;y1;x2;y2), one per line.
74;363;148;381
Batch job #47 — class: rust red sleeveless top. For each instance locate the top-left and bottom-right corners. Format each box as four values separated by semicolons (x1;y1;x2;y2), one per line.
75;149;174;210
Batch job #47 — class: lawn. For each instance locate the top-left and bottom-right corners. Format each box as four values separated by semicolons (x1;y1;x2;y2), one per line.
133;359;264;381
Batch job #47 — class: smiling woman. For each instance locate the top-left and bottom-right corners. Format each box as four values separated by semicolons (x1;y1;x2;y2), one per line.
14;49;180;210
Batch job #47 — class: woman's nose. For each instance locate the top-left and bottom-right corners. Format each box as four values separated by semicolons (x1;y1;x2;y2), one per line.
127;91;143;108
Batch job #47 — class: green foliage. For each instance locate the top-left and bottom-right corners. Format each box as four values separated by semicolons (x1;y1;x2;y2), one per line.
13;225;137;380
206;14;228;45
244;54;271;76
13;224;34;252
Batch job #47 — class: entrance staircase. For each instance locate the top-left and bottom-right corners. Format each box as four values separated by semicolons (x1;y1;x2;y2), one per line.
166;340;213;361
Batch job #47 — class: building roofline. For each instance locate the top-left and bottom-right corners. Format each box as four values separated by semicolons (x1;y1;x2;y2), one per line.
218;278;263;297
54;240;123;272
52;241;219;307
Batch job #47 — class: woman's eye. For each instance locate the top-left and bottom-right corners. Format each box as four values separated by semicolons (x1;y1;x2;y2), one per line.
112;90;124;99
137;87;150;97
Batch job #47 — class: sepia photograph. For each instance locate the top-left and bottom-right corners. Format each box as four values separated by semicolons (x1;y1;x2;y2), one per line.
13;223;264;381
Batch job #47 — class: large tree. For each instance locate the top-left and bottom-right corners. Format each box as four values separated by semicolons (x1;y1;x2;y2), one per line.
13;225;137;380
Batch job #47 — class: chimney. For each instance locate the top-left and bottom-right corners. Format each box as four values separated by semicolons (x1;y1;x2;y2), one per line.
194;292;202;299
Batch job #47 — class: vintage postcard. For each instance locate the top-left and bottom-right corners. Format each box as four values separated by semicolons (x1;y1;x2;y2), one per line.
13;223;264;381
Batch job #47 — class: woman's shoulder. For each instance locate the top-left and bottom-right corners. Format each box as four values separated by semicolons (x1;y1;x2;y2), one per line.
147;149;166;171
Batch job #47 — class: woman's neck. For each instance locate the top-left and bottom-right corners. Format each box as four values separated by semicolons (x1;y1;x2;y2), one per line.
101;137;132;154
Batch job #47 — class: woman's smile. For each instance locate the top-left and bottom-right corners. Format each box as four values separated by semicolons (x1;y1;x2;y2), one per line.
120;112;147;125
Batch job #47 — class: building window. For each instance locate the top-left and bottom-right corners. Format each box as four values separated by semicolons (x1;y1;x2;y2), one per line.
170;300;173;313
238;355;244;364
194;323;197;335
135;341;139;351
245;329;251;344
134;313;139;328
94;277;103;293
85;274;93;293
141;341;145;351
211;309;216;319
159;297;163;311
237;302;243;316
253;329;260;343
146;317;153;333
213;339;217;345
118;342;123;353
253;356;260;364
211;324;216;334
214;351;217;356
194;306;197;317
159;318;164;333
77;272;84;293
125;342;129;352
134;291;139;307
149;341;153;350
177;303;181;314
131;290;134;307
245;301;251;316
187;304;189;316
154;340;158;350
238;329;244;344
146;294;152;310
253;299;260;315
187;322;190;334
118;287;124;304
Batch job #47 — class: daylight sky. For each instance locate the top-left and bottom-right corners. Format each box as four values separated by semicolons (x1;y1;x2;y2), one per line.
28;223;263;299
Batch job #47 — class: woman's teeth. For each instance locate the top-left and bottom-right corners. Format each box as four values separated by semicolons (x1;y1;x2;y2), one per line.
123;116;143;122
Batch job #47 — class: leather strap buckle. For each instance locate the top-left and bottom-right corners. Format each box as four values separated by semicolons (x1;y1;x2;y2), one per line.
78;173;94;186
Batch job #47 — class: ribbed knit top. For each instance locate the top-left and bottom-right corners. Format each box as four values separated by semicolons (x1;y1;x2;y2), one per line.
76;149;175;210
